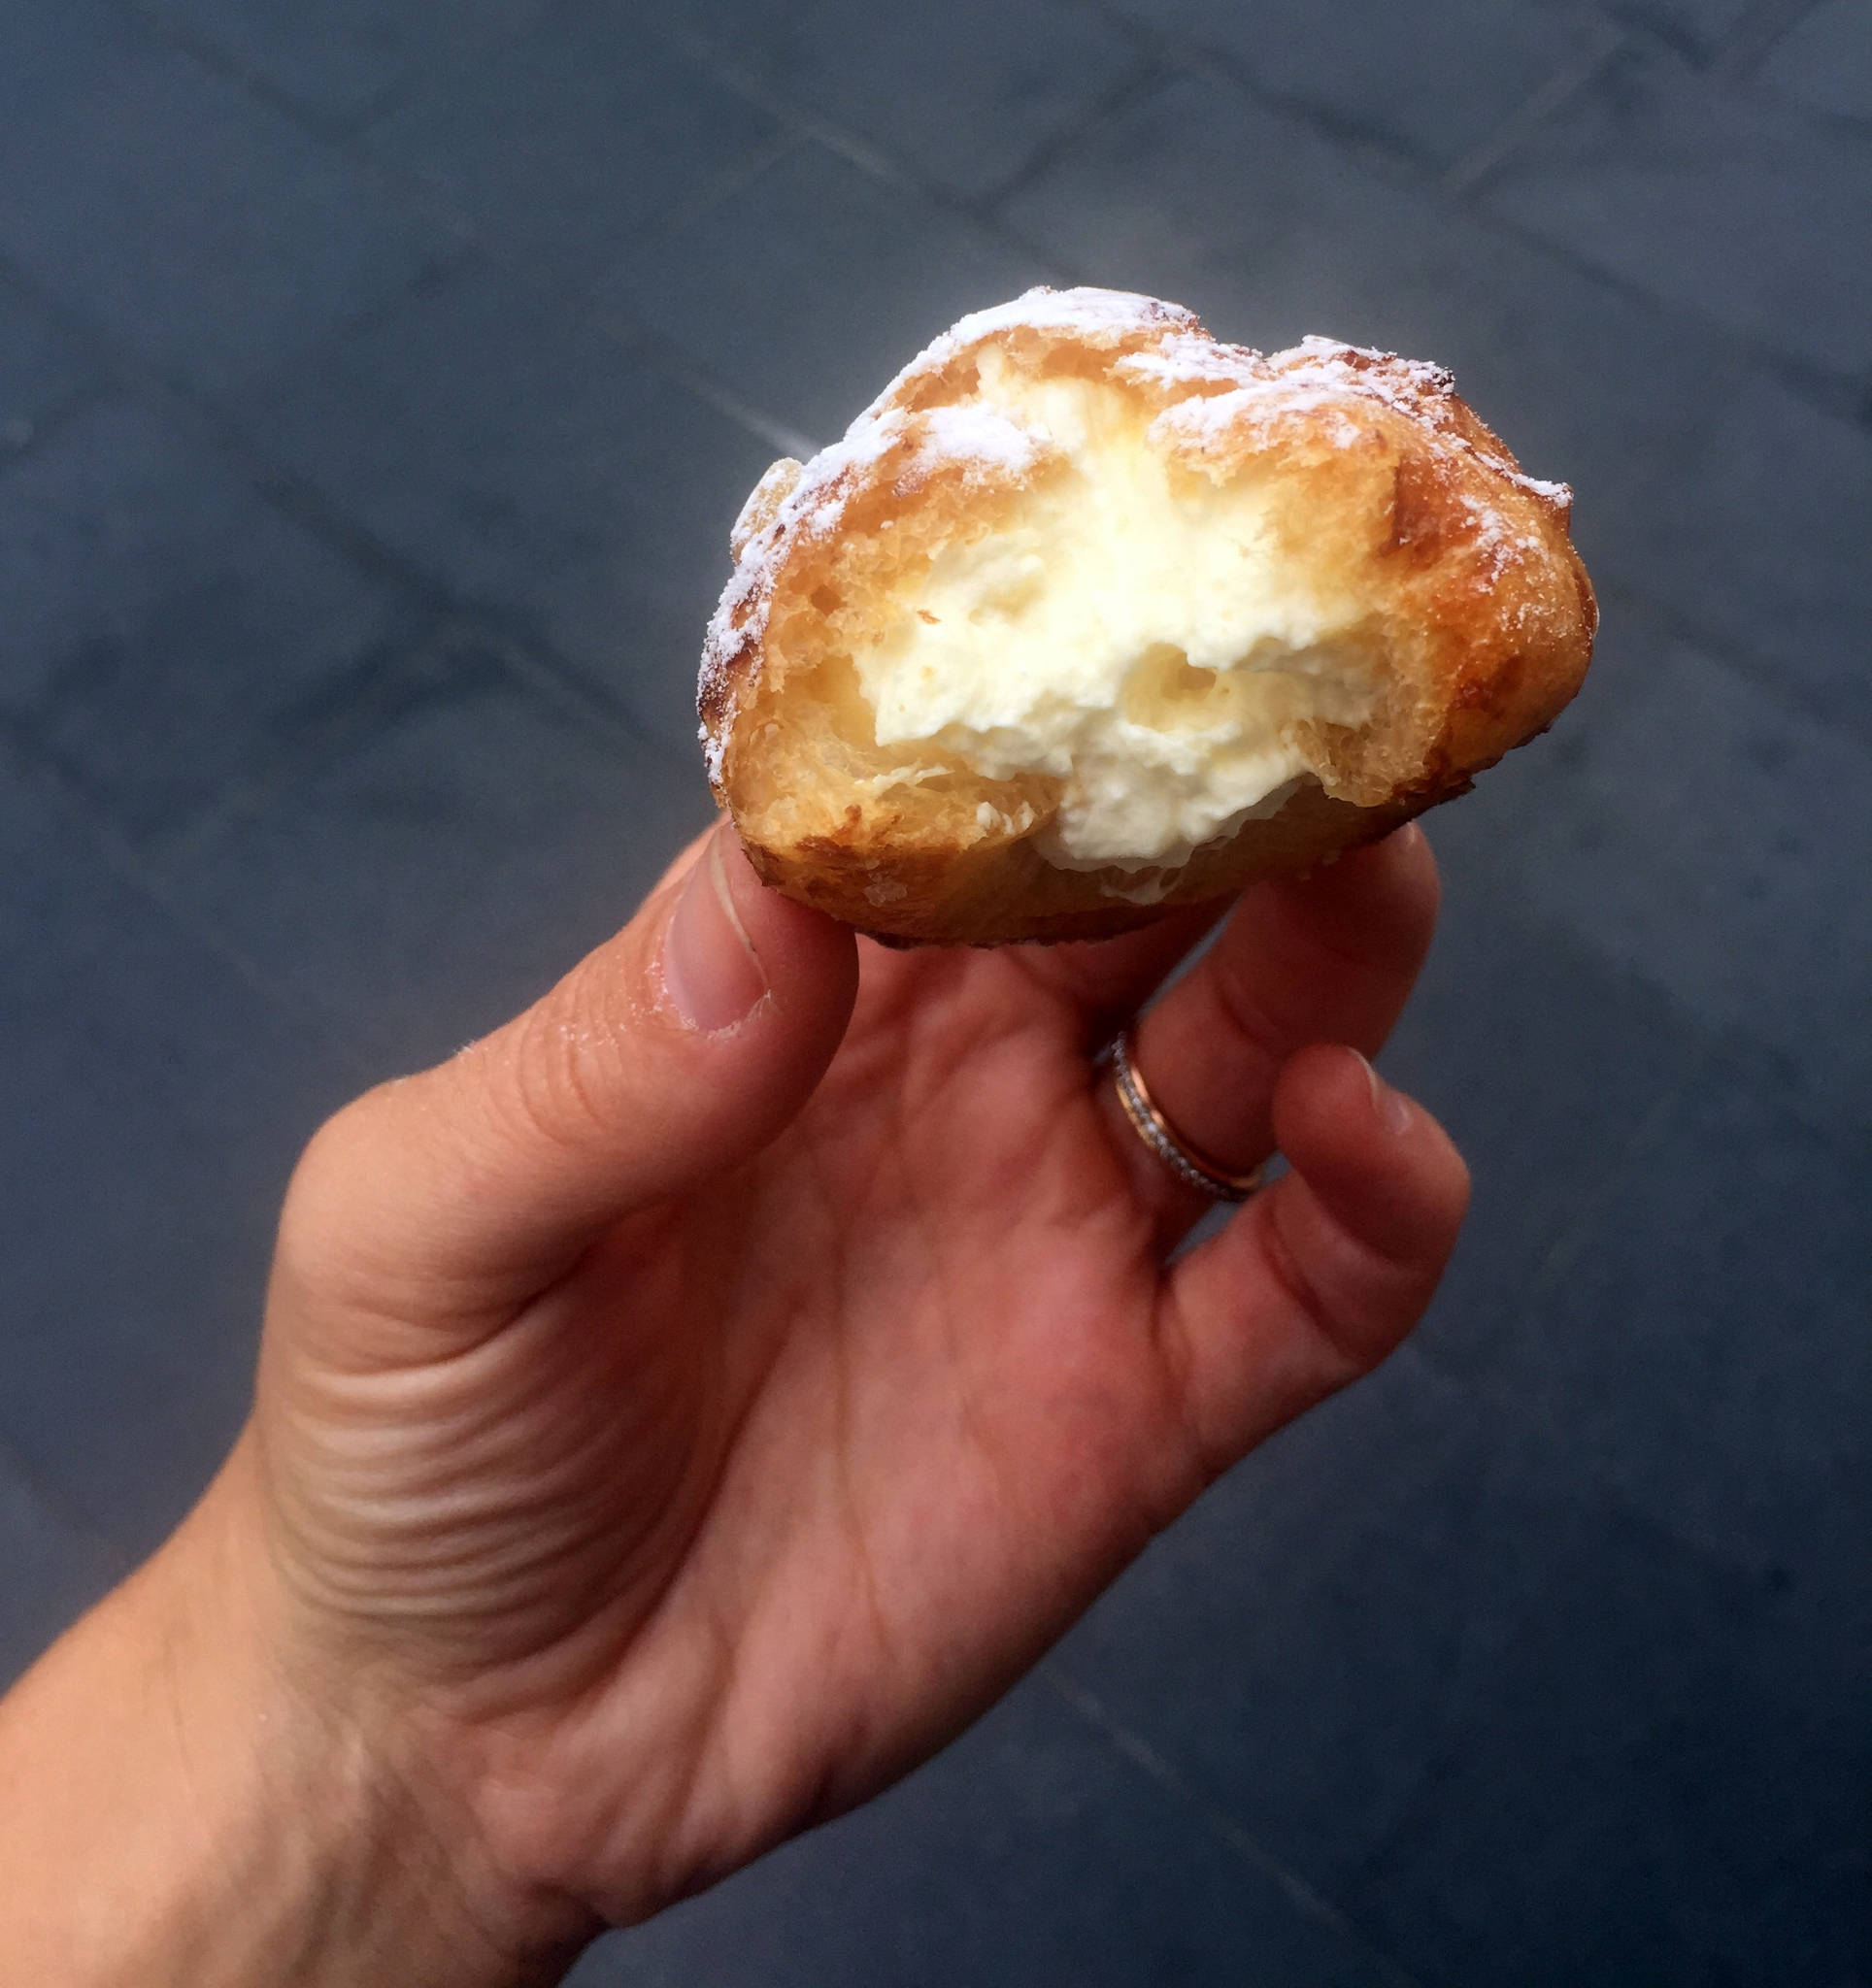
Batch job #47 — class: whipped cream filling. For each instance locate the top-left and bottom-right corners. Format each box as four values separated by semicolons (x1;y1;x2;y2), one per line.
852;350;1374;869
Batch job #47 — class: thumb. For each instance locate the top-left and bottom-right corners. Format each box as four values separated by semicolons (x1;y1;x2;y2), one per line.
277;822;859;1329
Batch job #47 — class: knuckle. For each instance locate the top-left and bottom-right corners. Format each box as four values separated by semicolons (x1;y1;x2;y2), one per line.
1262;1197;1397;1378
1205;953;1292;1071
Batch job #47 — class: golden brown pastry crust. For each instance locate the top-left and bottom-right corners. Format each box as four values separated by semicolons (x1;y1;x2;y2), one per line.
700;287;1595;945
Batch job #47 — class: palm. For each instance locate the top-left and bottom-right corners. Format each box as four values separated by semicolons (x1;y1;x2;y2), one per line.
252;832;1461;1929
649;948;1192;1799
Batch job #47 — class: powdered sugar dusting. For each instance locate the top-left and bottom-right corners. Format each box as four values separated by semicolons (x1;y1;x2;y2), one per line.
1290;333;1456;394
1273;336;1573;510
1151;379;1370;459
929;285;1194;359
1457;487;1548;580
1115;333;1267;395
911;405;1045;481
1515;473;1572;507
700;288;1576;787
700;391;1052;783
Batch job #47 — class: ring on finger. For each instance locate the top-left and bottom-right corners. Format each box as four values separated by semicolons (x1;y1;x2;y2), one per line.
1106;1024;1270;1205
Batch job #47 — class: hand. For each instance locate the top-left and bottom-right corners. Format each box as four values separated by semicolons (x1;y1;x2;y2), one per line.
0;821;1467;1985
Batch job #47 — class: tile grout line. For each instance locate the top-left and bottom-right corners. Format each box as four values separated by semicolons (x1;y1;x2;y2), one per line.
0;237;683;778
112;0;370;142
0;238;708;1060
3;24;1860;1137
1041;1665;1429;1988
114;0;537;144
26;0;1872;875
92;0;835;479
0;726;379;1086
1440;18;1631;197
1069;0;1867;423
96;0;1872;436
146;622;450;867
615;21;1872;442
10;4;852;579
650;21;922;191
6;3;1863;935
642;16;1090;291
977;51;1172;210
654;132;811;245
1077;0;1426;181
1711;0;1832;82
556;14;1871;464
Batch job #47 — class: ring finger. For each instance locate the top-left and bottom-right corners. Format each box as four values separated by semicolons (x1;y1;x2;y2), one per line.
1098;824;1442;1250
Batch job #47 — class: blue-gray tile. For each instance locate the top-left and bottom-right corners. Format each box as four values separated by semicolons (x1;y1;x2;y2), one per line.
1382;860;1710;1374
0;1444;126;1693
1597;365;1872;741
0;275;96;454
606;142;1049;445
1107;0;1610;167
1007;68;1867;798
1345;1500;1872;1985
0;0;1860;1972
0;753;362;1559
1602;0;1755;61
368;7;784;287
1470;1057;1872;1575
1758;0;1872;122
573;1673;1413;1987
0;0;149;127
236;259;772;749
0;397;411;844
1428;611;1872;1129
168;635;714;1075
1003;70;1735;514
149;0;553;127
1052;1348;1598;1903
686;0;1142;199
1479;40;1872;381
0;29;451;396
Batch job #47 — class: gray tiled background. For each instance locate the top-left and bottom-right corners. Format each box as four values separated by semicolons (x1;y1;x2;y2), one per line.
1;0;1867;1980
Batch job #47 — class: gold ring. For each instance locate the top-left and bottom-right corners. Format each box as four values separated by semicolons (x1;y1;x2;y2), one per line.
1107;1024;1269;1204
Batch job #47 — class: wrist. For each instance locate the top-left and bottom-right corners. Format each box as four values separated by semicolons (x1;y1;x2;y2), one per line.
0;1436;586;1986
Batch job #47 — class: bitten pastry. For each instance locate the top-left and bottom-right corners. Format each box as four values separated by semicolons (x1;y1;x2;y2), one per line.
699;286;1595;945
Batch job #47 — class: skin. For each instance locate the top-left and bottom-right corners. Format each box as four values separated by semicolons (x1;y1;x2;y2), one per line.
0;820;1467;1985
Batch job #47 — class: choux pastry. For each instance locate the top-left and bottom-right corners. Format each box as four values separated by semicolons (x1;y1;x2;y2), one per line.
700;286;1594;945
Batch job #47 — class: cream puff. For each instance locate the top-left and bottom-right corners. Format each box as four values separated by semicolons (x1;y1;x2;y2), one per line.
700;286;1594;944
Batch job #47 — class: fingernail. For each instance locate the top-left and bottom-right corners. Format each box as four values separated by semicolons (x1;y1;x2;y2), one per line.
664;831;768;1033
1353;1048;1415;1136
